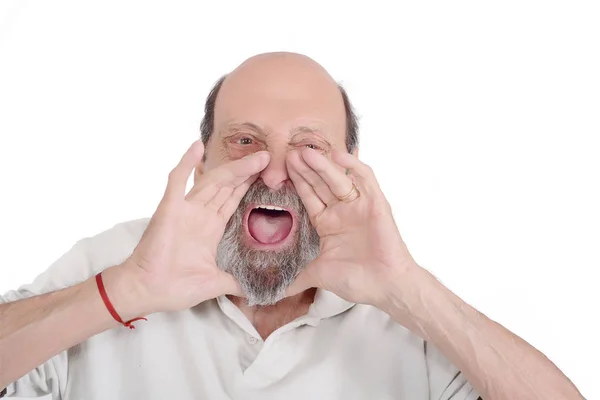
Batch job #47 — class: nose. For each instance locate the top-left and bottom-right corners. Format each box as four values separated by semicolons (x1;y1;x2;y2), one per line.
259;150;290;191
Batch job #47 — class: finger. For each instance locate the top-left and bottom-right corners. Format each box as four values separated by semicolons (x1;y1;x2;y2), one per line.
285;151;326;217
165;140;204;199
287;149;338;206
218;173;260;218
300;147;356;200
205;185;234;213
330;150;378;192
288;167;327;216
187;151;270;203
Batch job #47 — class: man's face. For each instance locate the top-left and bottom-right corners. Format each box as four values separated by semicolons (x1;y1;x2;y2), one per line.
201;54;347;306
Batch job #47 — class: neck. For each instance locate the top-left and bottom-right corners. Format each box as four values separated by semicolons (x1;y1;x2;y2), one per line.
228;288;317;340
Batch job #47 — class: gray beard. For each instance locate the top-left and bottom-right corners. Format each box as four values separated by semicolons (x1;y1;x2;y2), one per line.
216;180;320;306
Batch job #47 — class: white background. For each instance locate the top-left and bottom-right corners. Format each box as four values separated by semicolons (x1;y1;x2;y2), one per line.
1;1;598;399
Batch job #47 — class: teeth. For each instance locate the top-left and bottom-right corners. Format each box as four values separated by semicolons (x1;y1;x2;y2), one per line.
255;205;285;211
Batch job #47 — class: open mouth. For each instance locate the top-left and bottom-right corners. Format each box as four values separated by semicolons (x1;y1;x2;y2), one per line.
243;204;296;248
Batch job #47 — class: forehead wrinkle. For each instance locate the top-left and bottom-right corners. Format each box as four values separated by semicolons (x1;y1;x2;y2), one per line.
220;121;269;137
289;125;330;139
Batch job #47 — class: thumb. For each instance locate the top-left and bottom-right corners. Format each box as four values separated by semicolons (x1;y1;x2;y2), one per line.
216;271;244;298
285;262;321;298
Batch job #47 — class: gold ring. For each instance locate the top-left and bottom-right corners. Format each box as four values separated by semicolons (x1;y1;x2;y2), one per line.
337;183;360;202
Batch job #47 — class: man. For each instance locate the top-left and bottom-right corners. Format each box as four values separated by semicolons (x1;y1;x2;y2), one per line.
0;52;583;399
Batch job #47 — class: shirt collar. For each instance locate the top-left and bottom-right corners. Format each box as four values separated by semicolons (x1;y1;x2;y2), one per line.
215;289;355;330
309;289;355;320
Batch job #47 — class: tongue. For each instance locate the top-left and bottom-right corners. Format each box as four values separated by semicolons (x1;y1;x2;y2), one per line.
248;210;293;244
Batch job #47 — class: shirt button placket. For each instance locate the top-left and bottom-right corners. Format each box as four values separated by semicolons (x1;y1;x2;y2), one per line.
247;335;258;345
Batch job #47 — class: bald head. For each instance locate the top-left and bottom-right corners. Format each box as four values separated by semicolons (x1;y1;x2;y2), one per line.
228;52;337;85
200;52;358;163
222;52;340;106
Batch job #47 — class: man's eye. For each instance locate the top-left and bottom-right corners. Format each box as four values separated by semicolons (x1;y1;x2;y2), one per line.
238;137;253;145
305;143;322;150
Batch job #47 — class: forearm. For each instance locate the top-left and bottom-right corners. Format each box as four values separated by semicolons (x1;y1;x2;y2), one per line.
0;264;142;389
384;266;584;400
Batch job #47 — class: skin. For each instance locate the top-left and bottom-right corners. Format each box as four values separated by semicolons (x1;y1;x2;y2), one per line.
0;52;584;399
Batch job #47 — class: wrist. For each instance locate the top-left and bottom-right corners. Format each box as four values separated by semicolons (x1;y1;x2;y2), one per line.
99;263;154;322
379;264;441;338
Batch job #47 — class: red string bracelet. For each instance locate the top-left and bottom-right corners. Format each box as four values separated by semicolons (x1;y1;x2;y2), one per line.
95;272;147;330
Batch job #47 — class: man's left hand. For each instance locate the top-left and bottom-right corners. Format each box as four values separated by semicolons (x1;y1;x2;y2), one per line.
285;147;418;309
286;148;586;400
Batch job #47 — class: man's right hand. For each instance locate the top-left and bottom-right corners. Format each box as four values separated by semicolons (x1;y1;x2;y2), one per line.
115;140;270;317
0;141;270;391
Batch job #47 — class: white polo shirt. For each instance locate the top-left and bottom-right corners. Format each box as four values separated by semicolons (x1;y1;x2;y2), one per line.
2;218;480;399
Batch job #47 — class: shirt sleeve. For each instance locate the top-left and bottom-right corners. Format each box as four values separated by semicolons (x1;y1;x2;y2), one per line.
1;219;147;398
425;341;482;400
0;239;93;398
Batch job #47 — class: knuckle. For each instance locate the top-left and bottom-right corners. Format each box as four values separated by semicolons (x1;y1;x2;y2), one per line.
216;208;228;220
210;168;235;186
205;201;221;213
167;168;180;183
